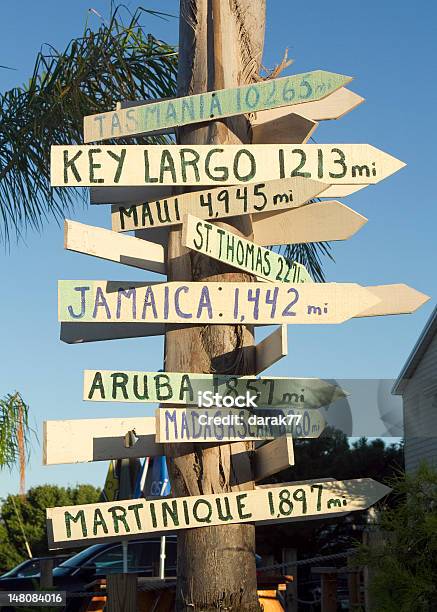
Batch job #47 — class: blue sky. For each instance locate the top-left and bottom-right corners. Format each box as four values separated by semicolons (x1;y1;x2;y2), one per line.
0;1;435;498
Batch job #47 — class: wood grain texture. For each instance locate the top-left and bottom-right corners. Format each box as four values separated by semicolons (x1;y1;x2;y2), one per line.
51;144;406;187
83;71;351;142
64;219;166;274
46;478;391;547
57;280;381;325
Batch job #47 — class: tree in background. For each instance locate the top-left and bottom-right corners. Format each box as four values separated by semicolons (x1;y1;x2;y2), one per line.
357;463;437;612
0;484;101;571
257;432;403;560
0;6;177;243
0;392;31;495
0;4;331;279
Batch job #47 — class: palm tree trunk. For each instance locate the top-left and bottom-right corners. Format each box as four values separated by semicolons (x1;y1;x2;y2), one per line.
164;1;265;609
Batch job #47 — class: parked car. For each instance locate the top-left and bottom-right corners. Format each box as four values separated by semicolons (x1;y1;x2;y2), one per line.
0;555;69;587
0;537;177;593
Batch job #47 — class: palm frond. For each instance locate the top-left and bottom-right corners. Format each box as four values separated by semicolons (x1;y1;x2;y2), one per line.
0;6;178;243
0;392;30;471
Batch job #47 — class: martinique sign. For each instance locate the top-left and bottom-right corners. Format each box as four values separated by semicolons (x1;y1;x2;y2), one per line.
46;478;391;547
83;71;352;142
83;370;346;409
51;144;405;187
58;280;380;325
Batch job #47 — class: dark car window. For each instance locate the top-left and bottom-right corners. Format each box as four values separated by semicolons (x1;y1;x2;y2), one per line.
16;560;40;577
92;545;124;575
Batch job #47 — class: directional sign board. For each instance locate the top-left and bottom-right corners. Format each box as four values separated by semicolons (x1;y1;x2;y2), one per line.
83;71;351;142
254;437;294;481
253;200;368;246
155;407;326;442
51;144;405;187
43;417;294;482
182;214;313;282
46;478;391;548
111;177;328;233
355;284;430;317
83;370;346;409
64;220;166;274
251;112;317;145
58;280;380;325
251;87;365;126
43;417;160;465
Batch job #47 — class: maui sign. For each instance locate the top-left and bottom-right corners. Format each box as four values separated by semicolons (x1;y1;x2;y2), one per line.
83;71;352;142
111;177;328;233
50;144;405;187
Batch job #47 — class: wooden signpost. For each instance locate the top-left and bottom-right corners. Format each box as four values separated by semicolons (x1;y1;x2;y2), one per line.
43;418;295;482
64;219;166;274
254;437;294;481
111;176;328;233
355;284;430;317
253;200;368;246
61;322;289;375
92;182;365;206
46;478;391;548
251;112;317;145
251;87;365;128
155;407;326;442
82;71;352;142
83;370;346;408
182;214;312;283
51;144;405;187
58;280;380;325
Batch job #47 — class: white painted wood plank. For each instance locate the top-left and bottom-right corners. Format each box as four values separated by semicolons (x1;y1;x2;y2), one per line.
64;219;166;274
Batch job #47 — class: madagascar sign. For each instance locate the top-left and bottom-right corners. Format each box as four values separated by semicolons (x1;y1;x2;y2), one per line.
58;280;380;325
111;177;328;233
46;478;391;547
83;71;351;142
155;407;326;442
83;370;346;409
50;144;405;187
183;214;312;283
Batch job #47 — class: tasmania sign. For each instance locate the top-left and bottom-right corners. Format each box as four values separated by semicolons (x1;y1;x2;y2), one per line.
111;176;328;233
58;280;380;325
182;214;312;282
46;478;390;547
50;144;405;187
83;71;351;142
83;370;346;409
155;407;326;442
